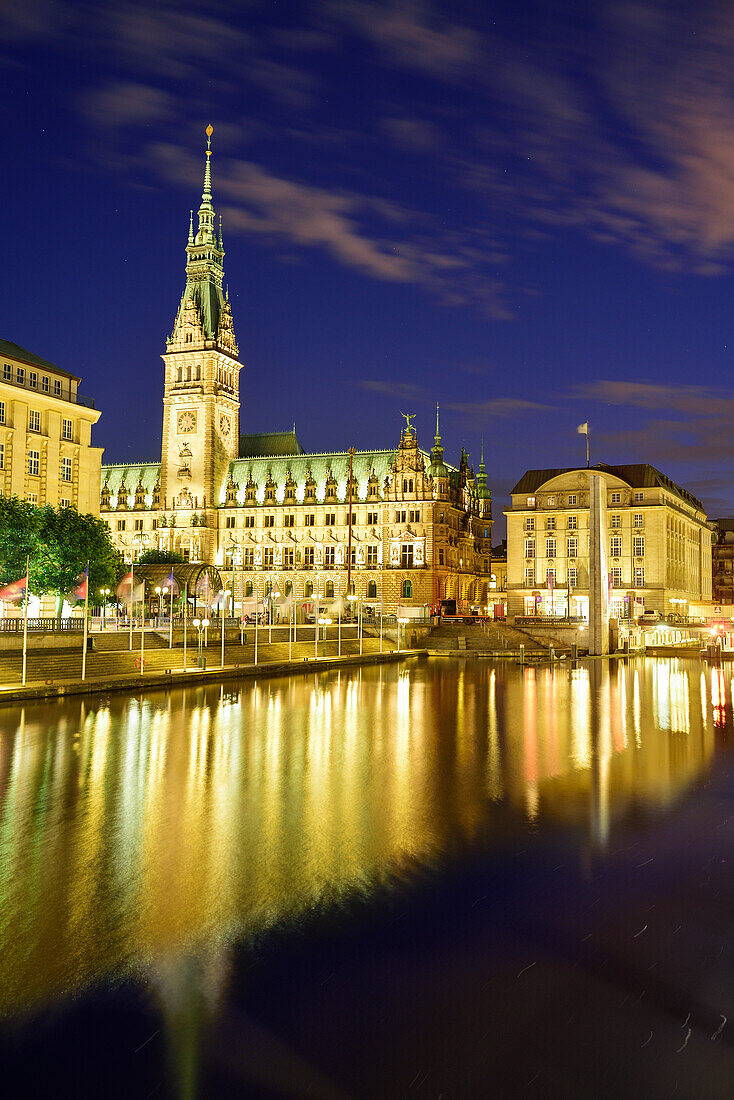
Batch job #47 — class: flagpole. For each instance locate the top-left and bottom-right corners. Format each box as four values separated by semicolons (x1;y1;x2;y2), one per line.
140;581;145;676
221;590;225;669
169;580;174;650
129;562;134;651
587;427;590;469
22;556;29;687
183;582;188;670
81;561;89;682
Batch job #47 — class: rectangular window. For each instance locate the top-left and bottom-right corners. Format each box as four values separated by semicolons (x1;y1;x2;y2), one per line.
3;364;10;380
524;539;535;558
525;567;535;587
546;516;556;530
243;549;254;567
60;497;71;508
29;371;37;388
284;514;295;527
324;546;335;566
225;516;236;529
117;519;126;531
350;548;356;567
42;376;49;393
401;544;414;568
53;379;62;396
610;492;621;504
304;513;315;526
610;514;621;528
547;496;555;506
28;409;40;432
525;516;535;531
633;536;645;557
304;547;314;566
0;401;5;424
568;494;577;505
567;537;577;558
262;548;274;567
634;492;643;502
61;457;72;482
610;536;622;557
62;418;73;441
409;509;420;523
346;513;357;525
634;566;645;586
325;512;336;526
28;449;39;477
395;509;407;523
367;546;378;567
546;537;556;558
16;368;24;384
263;515;275;528
27;493;37;505
568;566;578;588
134;518;143;531
439;548;445;566
611;567;623;587
567;515;577;530
546;568;556;585
283;548;294;568
0;443;3;469
367;511;378;526
244;515;255;528
439;512;445;524
634;513;643;528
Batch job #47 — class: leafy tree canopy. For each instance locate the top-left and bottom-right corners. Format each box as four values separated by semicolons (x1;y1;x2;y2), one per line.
0;499;122;599
136;549;185;565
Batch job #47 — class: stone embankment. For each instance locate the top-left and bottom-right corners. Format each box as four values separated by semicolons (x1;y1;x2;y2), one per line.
425;621;573;658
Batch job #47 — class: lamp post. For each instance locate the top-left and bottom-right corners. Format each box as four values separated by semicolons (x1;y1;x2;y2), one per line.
192;617;209;668
347;591;356;655
221;588;230;668
155;585;162;627
317;616;332;657
99;587;110;630
397;615;409;652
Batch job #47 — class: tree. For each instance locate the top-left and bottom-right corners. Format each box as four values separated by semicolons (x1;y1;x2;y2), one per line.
137;549;185;565
0;498;122;614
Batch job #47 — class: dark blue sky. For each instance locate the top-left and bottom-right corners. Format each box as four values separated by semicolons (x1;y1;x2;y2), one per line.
5;0;734;534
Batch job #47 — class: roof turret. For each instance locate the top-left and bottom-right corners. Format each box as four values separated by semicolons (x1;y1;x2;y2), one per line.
476;437;492;500
428;402;448;478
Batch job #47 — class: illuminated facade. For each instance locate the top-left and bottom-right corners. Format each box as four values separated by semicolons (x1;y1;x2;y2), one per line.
100;131;492;611
506;464;712;620
0;338;102;513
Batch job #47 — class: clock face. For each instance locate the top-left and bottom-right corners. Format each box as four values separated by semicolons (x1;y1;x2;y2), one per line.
178;411;196;434
219;415;231;436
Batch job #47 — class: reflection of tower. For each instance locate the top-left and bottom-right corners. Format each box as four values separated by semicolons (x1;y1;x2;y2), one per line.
587;660;611;850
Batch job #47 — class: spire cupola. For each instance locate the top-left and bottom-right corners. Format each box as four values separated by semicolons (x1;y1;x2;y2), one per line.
428;403;448;479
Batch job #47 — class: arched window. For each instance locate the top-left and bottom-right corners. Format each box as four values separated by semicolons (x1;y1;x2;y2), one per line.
305;581;313;598
186;365;192;381
325;581;334;598
409;479;414;492
285;581;292;596
195;364;201;380
403;479;407;492
176;366;182;382
245;581;253;597
367;580;377;599
402;579;412;599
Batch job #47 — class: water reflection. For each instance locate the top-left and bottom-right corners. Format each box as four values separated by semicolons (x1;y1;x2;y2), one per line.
0;658;724;1031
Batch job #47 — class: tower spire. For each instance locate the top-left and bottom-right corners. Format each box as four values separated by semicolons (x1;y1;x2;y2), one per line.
435;402;441;443
202;123;213;206
188;210;194;244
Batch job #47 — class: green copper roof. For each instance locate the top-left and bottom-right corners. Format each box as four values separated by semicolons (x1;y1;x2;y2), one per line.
101;462;161;505
239;430;306;457
0;338;80;382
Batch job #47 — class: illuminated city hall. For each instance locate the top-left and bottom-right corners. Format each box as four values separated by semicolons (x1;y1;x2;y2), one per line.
100;130;493;613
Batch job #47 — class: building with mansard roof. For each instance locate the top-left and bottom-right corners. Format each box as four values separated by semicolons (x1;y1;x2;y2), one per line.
100;128;493;615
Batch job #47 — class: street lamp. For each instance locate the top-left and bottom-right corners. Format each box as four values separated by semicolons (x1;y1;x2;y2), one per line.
99;587;110;629
347;591;357;653
155;585;162;627
397;615;409;652
192;616;210;668
317;615;332;656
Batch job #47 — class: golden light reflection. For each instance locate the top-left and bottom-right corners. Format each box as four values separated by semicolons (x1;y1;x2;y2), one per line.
0;658;720;1020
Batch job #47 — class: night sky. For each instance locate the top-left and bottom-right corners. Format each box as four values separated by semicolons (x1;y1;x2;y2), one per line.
5;0;734;536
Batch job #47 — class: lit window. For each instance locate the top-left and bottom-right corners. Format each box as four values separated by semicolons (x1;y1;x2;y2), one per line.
547;496;555;506
28;410;40;432
28;449;39;477
634;566;645;586
61;457;72;482
527;496;536;507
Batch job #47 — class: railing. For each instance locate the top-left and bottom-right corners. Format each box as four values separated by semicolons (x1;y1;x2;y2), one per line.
514;616;586;626
0;617;84;633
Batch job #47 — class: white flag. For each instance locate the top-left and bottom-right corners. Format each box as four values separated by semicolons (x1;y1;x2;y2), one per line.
577;422;588;435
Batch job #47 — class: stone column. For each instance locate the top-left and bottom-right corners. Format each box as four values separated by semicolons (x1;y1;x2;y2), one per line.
588;473;609;655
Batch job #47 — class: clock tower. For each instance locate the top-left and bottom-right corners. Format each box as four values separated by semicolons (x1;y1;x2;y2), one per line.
160;125;241;558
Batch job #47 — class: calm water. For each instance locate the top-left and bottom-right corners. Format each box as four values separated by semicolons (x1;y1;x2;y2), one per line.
0;657;732;1097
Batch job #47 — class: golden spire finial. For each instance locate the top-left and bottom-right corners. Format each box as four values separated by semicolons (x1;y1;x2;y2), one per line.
205;123;213;156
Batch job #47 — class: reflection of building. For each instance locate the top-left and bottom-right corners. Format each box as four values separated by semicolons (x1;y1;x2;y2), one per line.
99;131;492;611
0;338;102;512
712;519;734;605
506;464;712;620
489;540;507;615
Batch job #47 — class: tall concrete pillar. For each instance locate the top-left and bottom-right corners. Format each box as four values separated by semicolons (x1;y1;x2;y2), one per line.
588;473;609;656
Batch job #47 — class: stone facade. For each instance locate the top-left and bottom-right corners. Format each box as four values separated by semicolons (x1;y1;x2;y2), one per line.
506;464;712;621
100;130;493;613
0;339;102;513
712;519;734;605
